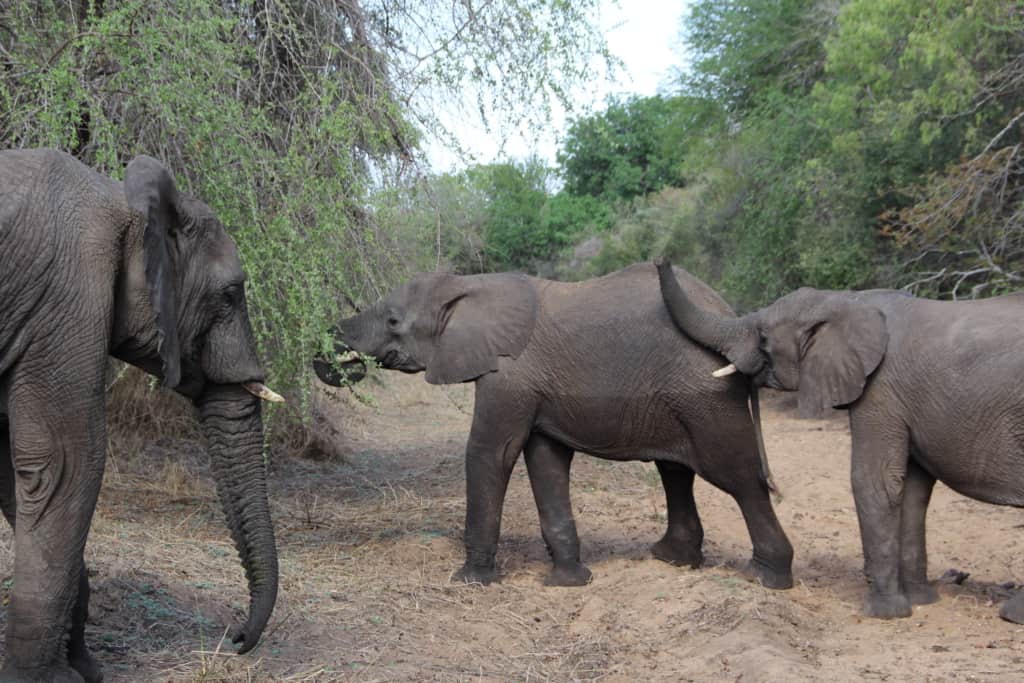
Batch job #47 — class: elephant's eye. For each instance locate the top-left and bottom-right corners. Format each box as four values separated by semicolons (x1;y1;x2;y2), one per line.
222;284;243;305
387;314;400;328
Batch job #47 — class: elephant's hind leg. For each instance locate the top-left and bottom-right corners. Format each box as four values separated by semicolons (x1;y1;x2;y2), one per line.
650;461;703;568
523;433;590;586
696;432;794;590
899;458;938;606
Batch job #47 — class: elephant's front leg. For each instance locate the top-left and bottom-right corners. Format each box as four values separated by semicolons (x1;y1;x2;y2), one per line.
850;417;912;619
523;433;591;586
453;402;530;586
0;420;102;683
899;458;938;606
2;385;106;683
650;461;704;568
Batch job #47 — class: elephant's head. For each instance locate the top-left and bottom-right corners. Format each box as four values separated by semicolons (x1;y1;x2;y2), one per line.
656;259;887;417
313;272;538;386
111;155;279;653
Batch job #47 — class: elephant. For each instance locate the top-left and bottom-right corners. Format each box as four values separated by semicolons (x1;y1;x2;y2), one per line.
656;256;1024;624
313;263;794;590
0;149;282;682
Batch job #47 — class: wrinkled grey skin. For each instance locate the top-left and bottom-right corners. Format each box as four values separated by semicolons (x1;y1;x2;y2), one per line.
314;263;793;590
656;257;1024;624
0;149;278;683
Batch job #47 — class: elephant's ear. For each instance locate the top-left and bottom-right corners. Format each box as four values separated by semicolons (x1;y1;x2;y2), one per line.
425;273;538;385
124;155;181;388
797;301;887;418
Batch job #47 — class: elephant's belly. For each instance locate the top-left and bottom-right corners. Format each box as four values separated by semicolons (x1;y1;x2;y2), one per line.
914;417;1024;507
533;397;697;463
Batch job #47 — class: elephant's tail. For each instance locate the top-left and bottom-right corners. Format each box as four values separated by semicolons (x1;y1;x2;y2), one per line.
749;387;782;502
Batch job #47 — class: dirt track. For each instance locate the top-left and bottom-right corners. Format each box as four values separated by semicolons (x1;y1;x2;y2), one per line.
3;372;1024;681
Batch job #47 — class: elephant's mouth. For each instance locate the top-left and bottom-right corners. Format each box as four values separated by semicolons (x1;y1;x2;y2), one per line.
754;364;782;390
381;349;424;374
313;350;367;386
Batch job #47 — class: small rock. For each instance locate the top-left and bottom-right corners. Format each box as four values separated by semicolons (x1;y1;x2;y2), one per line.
938;568;970;585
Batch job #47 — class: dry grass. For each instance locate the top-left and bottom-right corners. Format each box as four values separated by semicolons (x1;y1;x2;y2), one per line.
3;373;1024;681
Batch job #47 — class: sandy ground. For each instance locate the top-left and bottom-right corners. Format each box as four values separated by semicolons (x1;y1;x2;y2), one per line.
3;372;1024;681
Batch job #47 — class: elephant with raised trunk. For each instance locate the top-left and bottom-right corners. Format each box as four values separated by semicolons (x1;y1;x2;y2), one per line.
0;149;281;682
656;257;1024;624
314;263;793;590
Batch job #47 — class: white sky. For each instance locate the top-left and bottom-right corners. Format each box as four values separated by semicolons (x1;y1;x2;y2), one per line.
425;1;692;172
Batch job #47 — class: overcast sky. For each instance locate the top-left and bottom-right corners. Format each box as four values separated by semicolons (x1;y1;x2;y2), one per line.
425;1;692;172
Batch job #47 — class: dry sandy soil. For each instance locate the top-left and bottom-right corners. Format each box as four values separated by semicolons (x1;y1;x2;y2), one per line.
3;372;1024;681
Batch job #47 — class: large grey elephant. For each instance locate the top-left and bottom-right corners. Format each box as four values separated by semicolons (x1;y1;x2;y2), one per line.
313;263;793;590
0;149;282;682
655;257;1024;624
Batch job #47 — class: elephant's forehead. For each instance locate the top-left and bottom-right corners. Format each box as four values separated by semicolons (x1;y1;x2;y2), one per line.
211;241;245;282
394;273;446;302
193;220;246;284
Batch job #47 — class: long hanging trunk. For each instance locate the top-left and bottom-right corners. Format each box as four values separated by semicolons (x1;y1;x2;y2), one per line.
197;384;278;654
655;258;744;355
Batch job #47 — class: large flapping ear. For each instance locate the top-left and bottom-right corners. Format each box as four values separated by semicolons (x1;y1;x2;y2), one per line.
797;299;887;418
424;273;539;385
124;155;182;388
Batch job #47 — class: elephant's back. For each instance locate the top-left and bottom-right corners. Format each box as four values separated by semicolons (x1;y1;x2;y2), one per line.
518;263;753;464
536;262;733;316
0;149;124;376
526;262;743;396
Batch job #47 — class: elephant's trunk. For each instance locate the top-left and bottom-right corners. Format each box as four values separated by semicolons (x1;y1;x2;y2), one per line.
656;258;743;354
336;303;384;352
197;384;278;654
655;258;763;375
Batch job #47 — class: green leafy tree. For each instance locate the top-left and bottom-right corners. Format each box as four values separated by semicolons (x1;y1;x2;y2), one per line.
382;158;612;276
686;0;832;113
0;0;611;415
559;94;718;202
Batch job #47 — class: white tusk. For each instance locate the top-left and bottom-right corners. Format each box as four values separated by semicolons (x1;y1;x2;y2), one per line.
335;350;361;363
243;381;285;403
711;363;738;378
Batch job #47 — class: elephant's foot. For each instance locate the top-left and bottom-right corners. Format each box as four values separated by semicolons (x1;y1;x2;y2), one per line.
0;662;86;683
68;646;103;683
544;562;592;587
452;562;500;586
998;592;1024;624
863;592;912;619
902;580;939;606
650;535;703;568
741;558;793;590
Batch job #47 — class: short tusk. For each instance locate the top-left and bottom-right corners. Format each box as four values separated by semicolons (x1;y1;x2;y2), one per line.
336;350;361;363
243;381;285;403
711;363;738;378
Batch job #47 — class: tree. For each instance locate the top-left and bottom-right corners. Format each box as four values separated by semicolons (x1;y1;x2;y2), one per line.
558;94;718;202
686;0;833;113
0;0;611;406
666;0;1024;308
819;0;1024;298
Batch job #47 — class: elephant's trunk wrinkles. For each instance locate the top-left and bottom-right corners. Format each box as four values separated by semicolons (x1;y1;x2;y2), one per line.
656;259;761;376
198;384;278;654
337;303;382;353
656;258;743;355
